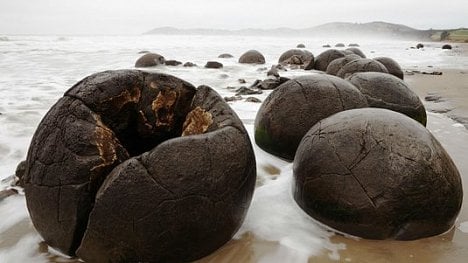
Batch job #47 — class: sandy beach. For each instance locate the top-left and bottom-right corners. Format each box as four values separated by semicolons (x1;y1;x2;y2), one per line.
1;36;468;262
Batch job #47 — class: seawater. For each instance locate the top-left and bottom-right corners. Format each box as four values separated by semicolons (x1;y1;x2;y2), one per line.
1;34;468;262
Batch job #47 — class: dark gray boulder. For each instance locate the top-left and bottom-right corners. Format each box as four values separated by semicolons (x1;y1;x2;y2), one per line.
442;44;452;50
347;72;427;125
325;54;361;76
335;43;345;47
293;108;463;240
239;50;266;64
297;44;306;48
374;57;404;79
416;43;424;49
135;53;165;67
205;61;223;69
345;47;366;58
314;49;346;71
336;58;389;79
183;62;197;67
165;60;182;66
278;49;314;68
254;74;368;160
24;70;256;262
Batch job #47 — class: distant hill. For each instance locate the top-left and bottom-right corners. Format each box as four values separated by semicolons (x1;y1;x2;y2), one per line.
144;22;468;41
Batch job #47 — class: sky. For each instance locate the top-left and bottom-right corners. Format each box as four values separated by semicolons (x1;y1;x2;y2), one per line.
0;0;467;35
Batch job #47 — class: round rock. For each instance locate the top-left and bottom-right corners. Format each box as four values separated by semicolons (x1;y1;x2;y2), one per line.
297;43;306;48
374;57;404;79
218;53;234;58
325;54;361;76
238;50;266;64
205;61;223;69
442;44;452;50
336;58;389;79
24;70;256;262
345;47;366;58
254;74;368;160
278;49;314;67
346;72;426;125
293;108;463;240
314;49;346;71
135;53;165;67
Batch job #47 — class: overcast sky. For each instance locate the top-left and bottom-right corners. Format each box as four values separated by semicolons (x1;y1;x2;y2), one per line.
1;0;467;35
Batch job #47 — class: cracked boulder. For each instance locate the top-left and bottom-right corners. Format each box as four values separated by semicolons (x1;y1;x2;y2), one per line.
278;49;314;68
293;108;463;240
373;57;404;80
238;50;266;64
336;58;389;79
24;70;256;262
254;74;368;160
314;49;346;71
347;72;426;125
326;54;362;76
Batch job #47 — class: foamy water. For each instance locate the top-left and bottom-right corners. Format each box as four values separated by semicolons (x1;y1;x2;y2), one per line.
1;34;468;262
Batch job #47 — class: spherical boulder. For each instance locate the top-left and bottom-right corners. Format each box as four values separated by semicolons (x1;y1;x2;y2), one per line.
254;74;368;160
314;49;346;71
297;43;306;48
24;70;256;262
335;43;345;47
218;53;234;58
135;53;165;67
278;49;314;67
336;58;389;79
345;47;366;58
293;108;463;240
347;72;427;125
373;57;404;79
239;50;266;64
325;54;361;76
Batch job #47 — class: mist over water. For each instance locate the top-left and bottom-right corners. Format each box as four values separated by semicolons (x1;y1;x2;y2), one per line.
1;34;468;262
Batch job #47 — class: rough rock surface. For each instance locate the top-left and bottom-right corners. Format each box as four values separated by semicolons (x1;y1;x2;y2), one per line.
373;57;404;79
254;74;368;160
238;50;266;64
135;53;165;67
293;108;463;240
205;61;223;69
336;58;389;79
314;49;346;71
24;70;256;262
347;72;427;125
325;54;361;76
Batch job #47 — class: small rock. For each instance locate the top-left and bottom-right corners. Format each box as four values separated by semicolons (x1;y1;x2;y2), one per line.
335;43;345;47
165;60;182;66
15;160;27;187
416;43;424;49
424;94;443;103
239;50;266;64
257;67;268;72
245;97;262;103
422;71;443;75
348;43;360;47
235;87;263;96
0;189;18;201
138;50;150;54
135;53;165;67
218;53;234;58
249;79;262;88
253;78;290;90
238;79;246;84
219;74;229;79
224;96;243;102
183;62;196;67
267;67;279;78
205;61;223;69
297;43;306;48
442;44;452;50
322;44;331;48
